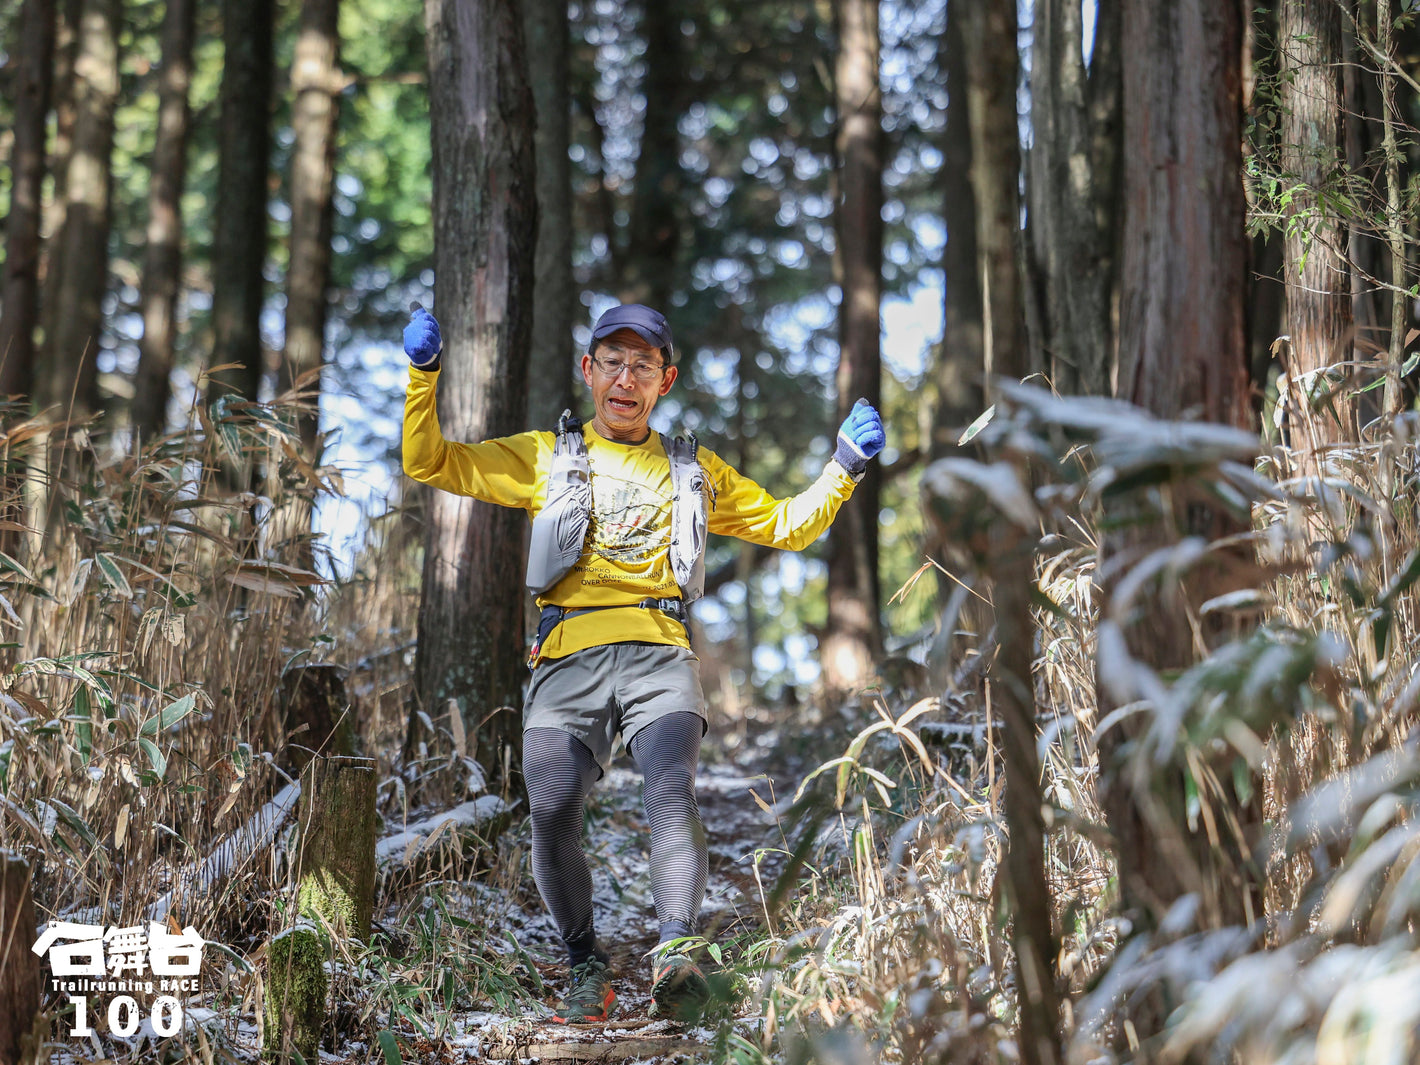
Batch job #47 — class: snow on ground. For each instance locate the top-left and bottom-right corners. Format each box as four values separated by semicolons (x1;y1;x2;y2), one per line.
348;737;803;1061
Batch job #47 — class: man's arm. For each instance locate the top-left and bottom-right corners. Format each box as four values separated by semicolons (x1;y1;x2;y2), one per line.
401;309;544;508
703;398;885;550
704;451;862;551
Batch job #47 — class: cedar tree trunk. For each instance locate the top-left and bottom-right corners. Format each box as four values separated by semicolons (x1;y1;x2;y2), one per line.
523;0;576;429
822;0;883;700
417;0;537;786
132;0;194;440
0;0;55;402
209;0;275;405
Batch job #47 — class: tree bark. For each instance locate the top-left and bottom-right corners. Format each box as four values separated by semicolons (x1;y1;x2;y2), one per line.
0;854;40;1065
39;0;120;422
282;0;342;460
209;0;275;405
417;0;536;787
1106;0;1255;942
821;0;883;700
132;0;194;441
522;0;576;430
962;2;1028;387
0;0;56;403
932;1;983;455
1278;0;1354;443
1026;0;1119;396
1116;1;1249;429
38;0;84;381
623;0;683;311
1377;0;1407;417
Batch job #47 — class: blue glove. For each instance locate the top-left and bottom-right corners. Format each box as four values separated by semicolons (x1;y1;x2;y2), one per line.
403;305;443;370
833;398;885;476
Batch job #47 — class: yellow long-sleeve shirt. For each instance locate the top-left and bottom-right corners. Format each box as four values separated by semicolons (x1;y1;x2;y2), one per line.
403;366;859;660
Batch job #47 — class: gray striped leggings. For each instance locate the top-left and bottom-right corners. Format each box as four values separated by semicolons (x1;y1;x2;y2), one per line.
523;712;708;967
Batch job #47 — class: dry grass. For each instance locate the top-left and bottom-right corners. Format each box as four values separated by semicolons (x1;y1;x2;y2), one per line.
731;390;1420;1065
0;395;537;1061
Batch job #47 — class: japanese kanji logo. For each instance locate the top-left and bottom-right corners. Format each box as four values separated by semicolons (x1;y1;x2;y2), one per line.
32;920;206;1039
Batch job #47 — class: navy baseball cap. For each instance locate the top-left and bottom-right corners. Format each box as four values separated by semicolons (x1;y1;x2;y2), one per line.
590;303;674;362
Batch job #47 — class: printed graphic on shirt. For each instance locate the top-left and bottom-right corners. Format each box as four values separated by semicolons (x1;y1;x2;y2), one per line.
586;470;672;569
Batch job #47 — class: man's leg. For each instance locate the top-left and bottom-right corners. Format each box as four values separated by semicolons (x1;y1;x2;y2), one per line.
627;711;708;946
523;727;602;966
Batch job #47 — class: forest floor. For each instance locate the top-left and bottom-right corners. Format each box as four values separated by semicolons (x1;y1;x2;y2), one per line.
249;725;806;1063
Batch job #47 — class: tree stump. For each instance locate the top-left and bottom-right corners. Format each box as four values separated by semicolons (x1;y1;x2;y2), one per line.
263;922;326;1063
296;755;377;939
278;661;355;773
0;853;39;1065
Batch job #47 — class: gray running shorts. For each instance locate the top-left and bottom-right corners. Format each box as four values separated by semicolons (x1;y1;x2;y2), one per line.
523;641;708;774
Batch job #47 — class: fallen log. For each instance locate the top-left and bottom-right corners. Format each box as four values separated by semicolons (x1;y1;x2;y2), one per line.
376;794;513;873
147;781;301;924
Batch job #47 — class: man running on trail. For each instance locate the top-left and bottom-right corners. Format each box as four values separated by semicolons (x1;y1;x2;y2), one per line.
401;302;886;1023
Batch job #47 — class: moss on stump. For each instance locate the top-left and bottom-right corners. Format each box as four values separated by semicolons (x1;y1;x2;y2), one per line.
263;922;327;1063
297;755;377;939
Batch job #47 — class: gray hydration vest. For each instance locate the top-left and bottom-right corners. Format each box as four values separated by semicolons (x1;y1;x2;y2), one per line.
524;411;713;602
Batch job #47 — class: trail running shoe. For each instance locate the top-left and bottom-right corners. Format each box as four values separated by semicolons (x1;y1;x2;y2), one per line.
650;954;710;1020
552;955;616;1023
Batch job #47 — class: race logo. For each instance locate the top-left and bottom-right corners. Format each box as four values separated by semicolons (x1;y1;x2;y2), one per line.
32;920;205;1039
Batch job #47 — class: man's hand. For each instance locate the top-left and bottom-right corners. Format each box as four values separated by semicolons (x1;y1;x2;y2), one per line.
833;398;885;476
404;305;443;370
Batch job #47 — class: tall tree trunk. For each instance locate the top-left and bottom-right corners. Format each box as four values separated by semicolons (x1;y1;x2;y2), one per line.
932;0;982;455
208;0;275;406
1246;0;1285;405
962;2;1027;387
39;0;84;378
1117;4;1249;427
623;0;682;311
1;0;55;403
418;0;537;787
821;0;883;700
132;0;194;441
523;0;576;430
1026;0;1119;396
282;0;342;460
1106;0;1253;940
39;0;120;422
1278;0;1354;444
1377;0;1407;417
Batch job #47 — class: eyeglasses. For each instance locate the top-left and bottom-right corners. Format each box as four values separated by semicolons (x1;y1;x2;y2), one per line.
589;354;666;382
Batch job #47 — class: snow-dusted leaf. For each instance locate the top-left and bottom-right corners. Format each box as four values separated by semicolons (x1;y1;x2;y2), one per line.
95;554;133;598
921;458;1039;531
957;404;995;445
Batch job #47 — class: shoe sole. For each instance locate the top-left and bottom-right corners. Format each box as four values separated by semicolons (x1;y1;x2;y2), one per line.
650;966;709;1019
552;987;616;1024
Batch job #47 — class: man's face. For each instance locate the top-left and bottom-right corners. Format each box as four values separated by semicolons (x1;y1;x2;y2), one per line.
581;328;678;442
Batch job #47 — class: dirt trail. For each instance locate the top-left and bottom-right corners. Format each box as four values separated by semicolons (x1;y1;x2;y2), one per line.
466;744;798;1061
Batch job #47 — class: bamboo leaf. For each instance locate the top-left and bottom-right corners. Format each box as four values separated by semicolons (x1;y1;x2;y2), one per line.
95;554;133;599
64;558;94;606
140;693;197;737
139;737;167;780
0;551;36;582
